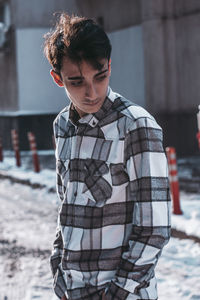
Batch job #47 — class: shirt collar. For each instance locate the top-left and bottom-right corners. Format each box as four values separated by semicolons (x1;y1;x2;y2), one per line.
69;87;118;128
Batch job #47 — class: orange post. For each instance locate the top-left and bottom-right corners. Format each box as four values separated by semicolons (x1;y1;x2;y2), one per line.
197;132;200;150
0;137;3;162
27;132;40;173
166;147;182;215
11;129;21;167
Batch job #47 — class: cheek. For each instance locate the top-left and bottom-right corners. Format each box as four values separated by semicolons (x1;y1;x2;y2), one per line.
65;86;82;101
96;79;109;91
99;80;110;95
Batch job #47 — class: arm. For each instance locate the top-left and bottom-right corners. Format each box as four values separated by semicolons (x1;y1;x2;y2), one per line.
50;118;68;299
106;117;171;300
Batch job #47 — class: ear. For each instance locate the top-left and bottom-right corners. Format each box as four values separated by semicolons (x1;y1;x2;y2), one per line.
50;70;64;87
108;59;111;76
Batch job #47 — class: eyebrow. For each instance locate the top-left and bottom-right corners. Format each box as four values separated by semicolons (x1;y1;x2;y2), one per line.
67;69;108;81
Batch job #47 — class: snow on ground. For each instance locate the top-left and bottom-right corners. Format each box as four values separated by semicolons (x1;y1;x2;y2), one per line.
172;193;200;238
0;180;58;300
157;237;200;300
0;153;200;300
0;151;56;190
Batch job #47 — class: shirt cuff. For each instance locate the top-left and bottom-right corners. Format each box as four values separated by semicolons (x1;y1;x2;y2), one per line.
106;281;159;300
53;267;67;299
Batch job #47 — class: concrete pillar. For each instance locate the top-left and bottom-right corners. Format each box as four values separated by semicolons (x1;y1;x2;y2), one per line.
141;0;178;114
0;26;18;111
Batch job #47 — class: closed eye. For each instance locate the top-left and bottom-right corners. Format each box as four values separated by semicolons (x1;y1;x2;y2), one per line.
96;74;107;81
70;80;83;86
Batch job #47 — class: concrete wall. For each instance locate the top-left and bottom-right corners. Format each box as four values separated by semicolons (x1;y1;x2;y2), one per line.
176;13;200;111
0;114;56;149
0;0;18;111
141;0;200;114
109;25;145;107
10;0;79;28
16;28;68;114
141;0;200;155
77;0;141;31
6;0;200;115
0;26;18;111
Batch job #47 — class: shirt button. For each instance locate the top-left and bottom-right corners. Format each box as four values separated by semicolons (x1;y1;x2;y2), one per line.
68;274;72;279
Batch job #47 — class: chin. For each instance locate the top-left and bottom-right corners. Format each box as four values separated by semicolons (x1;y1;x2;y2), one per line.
88;106;101;114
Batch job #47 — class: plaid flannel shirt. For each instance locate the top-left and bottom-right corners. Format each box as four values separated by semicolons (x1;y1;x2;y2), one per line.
51;87;171;300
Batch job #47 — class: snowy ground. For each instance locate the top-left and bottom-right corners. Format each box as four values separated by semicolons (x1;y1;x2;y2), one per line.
0;180;58;300
0;152;200;300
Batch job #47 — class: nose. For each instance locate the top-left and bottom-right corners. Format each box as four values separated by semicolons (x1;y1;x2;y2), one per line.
85;83;97;100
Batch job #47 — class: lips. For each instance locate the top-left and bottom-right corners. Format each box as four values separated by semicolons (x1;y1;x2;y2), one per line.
83;99;100;106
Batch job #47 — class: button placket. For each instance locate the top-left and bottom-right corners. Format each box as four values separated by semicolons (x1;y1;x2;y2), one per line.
89;116;98;128
65;270;72;289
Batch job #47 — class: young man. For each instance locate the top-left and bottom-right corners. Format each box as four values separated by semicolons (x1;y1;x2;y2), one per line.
44;13;171;300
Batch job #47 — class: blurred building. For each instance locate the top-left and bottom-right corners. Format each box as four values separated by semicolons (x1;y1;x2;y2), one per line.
0;0;199;155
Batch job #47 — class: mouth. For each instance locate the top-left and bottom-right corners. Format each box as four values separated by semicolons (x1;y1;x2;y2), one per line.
83;99;100;106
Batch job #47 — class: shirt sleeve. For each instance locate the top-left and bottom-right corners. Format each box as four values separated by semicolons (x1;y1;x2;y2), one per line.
50;117;67;299
106;116;171;300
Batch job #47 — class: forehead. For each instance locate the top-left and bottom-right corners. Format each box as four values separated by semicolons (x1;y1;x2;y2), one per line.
61;57;107;77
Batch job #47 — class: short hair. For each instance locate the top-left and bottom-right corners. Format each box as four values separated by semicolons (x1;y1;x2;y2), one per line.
44;13;112;74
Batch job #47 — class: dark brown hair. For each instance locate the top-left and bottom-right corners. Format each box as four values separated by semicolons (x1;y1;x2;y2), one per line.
44;13;112;74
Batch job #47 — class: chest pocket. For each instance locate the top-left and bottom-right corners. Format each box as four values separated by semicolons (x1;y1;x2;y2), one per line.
82;159;112;206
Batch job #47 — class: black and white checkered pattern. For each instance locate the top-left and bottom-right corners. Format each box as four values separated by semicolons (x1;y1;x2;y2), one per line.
50;88;171;300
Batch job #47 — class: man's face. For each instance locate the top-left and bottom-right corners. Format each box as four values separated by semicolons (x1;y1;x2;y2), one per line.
51;57;111;117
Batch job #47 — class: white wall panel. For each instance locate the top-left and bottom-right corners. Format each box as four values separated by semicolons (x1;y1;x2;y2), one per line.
16;28;69;114
108;25;145;107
